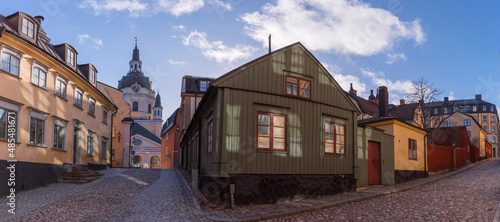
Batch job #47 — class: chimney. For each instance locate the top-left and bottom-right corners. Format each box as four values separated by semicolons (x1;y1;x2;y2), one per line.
400;99;405;105
378;86;388;117
34;15;44;26
268;34;271;54
444;97;449;103
475;94;482;101
349;83;357;96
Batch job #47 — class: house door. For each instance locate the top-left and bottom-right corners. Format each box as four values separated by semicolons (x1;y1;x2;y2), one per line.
368;141;381;185
73;125;82;165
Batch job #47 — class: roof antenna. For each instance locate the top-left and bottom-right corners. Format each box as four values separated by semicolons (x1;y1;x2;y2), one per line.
268;34;271;54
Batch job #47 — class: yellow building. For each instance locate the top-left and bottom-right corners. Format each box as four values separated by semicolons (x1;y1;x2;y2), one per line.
360;117;428;183
0;12;116;193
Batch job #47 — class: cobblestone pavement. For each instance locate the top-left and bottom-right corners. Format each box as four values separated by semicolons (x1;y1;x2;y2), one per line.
268;159;500;221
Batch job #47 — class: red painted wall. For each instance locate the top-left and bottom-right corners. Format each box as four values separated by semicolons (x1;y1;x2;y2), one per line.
427;144;469;172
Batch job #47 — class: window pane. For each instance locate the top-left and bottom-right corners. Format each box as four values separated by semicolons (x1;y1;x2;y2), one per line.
325;143;334;153
273;138;285;150
0;109;6;139
258;137;270;148
258;126;269;136
336;144;345;154
300;80;310;98
325;133;334;143
273;116;285;127
325;123;333;133
53;126;58;147
336;135;344;144
336;125;345;135
258;114;270;125
39;72;46;87
273;127;285;138
286;78;297;95
32;68;39;84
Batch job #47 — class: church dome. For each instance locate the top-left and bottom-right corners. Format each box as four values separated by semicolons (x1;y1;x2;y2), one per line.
117;39;151;90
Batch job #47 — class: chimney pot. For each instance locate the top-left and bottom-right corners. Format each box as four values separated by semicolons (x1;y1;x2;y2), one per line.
400;99;405;105
34;16;44;26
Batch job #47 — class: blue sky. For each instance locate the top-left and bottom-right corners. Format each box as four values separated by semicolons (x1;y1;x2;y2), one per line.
4;0;500;121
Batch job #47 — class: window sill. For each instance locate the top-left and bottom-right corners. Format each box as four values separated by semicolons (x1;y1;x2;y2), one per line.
54;94;68;101
31;83;48;92
88;113;96;118
86;154;95;157
73;104;84;110
102;121;108;125
0;70;22;80
52;148;66;152
28;143;47;148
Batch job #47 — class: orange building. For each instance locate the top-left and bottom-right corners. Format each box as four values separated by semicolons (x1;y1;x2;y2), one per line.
160;108;179;169
0;12;116;194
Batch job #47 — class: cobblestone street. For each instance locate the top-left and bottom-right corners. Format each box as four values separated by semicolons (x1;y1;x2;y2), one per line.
2;159;500;221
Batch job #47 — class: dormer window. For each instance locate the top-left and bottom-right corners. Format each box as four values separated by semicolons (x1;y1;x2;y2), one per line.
90;69;96;84
200;81;209;91
22;18;34;38
67;49;75;66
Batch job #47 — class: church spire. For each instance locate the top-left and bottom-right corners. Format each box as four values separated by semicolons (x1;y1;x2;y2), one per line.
129;37;142;73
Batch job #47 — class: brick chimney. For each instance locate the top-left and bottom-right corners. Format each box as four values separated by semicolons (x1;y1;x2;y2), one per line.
444;97;449;103
34;16;44;26
400;99;405;105
349;83;357;96
379;86;388;117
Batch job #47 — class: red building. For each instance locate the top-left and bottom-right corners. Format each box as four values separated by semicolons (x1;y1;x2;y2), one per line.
427;127;472;172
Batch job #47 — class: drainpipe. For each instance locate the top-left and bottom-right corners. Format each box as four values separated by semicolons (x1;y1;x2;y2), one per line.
352;111;356;184
110;111;117;168
197;118;202;181
424;134;428;175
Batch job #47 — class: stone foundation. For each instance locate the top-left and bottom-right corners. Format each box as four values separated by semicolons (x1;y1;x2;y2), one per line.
394;170;427;184
199;174;356;207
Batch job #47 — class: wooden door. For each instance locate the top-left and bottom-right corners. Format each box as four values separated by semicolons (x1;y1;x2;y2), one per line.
368;141;381;185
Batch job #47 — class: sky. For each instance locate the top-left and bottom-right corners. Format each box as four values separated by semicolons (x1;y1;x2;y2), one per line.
4;0;500;122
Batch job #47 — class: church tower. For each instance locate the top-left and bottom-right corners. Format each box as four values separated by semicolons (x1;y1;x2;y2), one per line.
153;92;163;120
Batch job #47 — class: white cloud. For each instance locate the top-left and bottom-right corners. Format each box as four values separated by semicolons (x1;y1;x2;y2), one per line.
323;62;367;97
156;0;204;16
240;0;425;56
79;0;149;17
361;68;413;104
168;59;186;65
173;24;186;31
448;91;455;100
79;0;204;17
208;0;231;10
77;34;103;49
386;52;407;64
183;30;258;64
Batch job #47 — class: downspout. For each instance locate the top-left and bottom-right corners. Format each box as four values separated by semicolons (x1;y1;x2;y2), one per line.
110;111;116;168
424;134;428;175
352;111;356;182
198;118;202;177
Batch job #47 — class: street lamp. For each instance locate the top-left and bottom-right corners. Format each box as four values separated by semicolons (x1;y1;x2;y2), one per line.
452;141;456;171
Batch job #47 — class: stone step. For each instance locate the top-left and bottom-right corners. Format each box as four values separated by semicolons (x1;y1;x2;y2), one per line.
64;171;103;177
59;166;104;184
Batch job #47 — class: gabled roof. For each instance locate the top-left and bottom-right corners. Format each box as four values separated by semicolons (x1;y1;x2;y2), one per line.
345;91;378;116
440;111;483;130
132;123;161;144
161;108;179;136
388;103;419;122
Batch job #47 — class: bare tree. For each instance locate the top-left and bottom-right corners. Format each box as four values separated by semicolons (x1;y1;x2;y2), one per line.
406;77;444;130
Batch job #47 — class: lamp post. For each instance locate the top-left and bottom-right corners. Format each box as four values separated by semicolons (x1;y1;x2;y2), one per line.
452;141;456;171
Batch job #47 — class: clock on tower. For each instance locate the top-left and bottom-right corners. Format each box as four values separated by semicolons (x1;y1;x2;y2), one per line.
131;84;141;93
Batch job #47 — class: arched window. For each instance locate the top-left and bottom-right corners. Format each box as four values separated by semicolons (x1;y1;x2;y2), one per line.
150;155;160;169
148;104;152;113
132;102;138;111
135;64;137;70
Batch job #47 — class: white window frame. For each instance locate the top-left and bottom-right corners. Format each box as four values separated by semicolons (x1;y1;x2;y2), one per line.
1;44;23;77
87;131;95;156
444;108;447;114
55;75;68;99
101;137;108;159
52;117;67;150
473;106;477;112
67;49;75;66
31;62;48;89
90;69;96;84
28;109;48;147
0;98;22;142
74;87;84;108
88;97;96;116
22;18;34;38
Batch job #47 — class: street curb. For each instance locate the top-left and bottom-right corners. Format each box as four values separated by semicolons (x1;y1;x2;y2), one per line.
209;160;488;222
174;169;203;212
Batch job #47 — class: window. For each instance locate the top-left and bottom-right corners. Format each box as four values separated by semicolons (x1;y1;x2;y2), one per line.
102;108;108;124
132;102;138;111
444;108;448;114
464;119;471;126
483;115;487;122
485;136;488;142
88;98;96;116
434;109;438;114
207;119;213;154
257;113;286;151
474;116;478;121
492;116;495;122
493;126;495;133
67;49;75;66
29;117;45;146
22;18;34;38
1;52;20;76
31;67;47;88
494;137;497;143
200;80;209;91
484;125;488;133
463;107;469;113
101;138;108;159
467;131;471;137
444;121;451;127
483;106;486;111
90;69;96;84
53;121;66;150
87;131;95;155
492;106;495;112
148;104;152;113
473;106;477;112
324;122;346;155
434;119;439;124
112;126;116;138
0;108;16;140
74;88;83;108
286;76;311;99
425;119;429;125
408;139;417;160
55;77;67;99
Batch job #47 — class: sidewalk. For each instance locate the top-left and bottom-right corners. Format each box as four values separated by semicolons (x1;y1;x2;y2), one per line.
181;159;490;222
